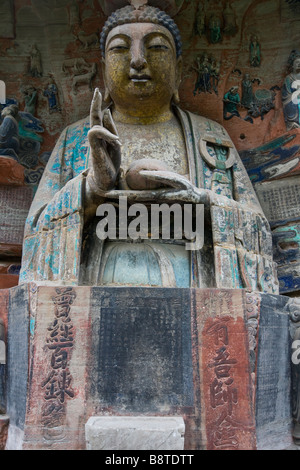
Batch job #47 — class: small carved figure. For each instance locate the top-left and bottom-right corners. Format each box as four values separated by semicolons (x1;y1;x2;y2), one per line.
44;78;60;113
62;57;90;75
22;85;37;116
193;54;212;95
223;1;237;36
282;49;300;130
29;44;43;77
72;63;97;95
76;31;99;49
211;59;221;95
68;0;81;26
208;14;222;44
0;81;5;105
223;86;241;119
250;35;261;67
241;73;254;109
0;104;20;160
193;1;205;37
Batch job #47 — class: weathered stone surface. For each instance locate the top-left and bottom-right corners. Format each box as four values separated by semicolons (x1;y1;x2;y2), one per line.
0;289;8;415
0;185;32;247
89;287;193;413
255;294;293;450
85;416;185;450
0;274;19;289
0;415;9;450
0;156;24;186
5;284;30;450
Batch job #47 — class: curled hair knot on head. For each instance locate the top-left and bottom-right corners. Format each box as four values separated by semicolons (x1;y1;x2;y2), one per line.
100;5;182;58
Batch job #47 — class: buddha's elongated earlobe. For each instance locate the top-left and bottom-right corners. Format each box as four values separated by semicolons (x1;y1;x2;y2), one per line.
104;87;112;103
172;90;180;105
101;59;112;104
173;57;182;105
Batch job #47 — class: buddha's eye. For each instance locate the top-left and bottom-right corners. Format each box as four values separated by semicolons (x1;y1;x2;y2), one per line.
109;45;129;52
148;44;169;51
107;40;129;52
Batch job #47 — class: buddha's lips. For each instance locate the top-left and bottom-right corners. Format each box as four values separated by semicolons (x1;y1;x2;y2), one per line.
130;74;151;82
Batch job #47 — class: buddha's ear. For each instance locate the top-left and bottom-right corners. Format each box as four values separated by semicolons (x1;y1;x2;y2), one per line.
101;58;112;103
173;56;183;105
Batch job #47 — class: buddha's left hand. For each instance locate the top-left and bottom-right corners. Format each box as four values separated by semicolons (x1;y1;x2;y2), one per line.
105;170;210;206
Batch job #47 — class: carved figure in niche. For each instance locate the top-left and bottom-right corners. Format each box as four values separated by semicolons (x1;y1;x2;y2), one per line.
22;85;37;116
223;2;237;36
0;81;5;105
29;44;43;78
62;57;90;75
193;1;205;37
0;104;20;160
208;14;222;44
72;63;97;95
223;86;241;119
248;88;275;121
193;54;212;95
211;59;221;95
241;73;254;109
76;31;99;49
43;77;60;113
19;1;278;295
282;49;300;130
250;35;261;67
68;0;81;26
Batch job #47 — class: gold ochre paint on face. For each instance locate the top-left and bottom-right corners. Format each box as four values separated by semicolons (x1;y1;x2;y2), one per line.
103;22;182;125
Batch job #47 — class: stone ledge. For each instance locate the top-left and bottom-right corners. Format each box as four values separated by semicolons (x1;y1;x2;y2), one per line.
85;416;185;451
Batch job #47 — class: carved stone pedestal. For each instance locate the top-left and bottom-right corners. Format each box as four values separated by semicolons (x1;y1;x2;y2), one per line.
0;285;297;450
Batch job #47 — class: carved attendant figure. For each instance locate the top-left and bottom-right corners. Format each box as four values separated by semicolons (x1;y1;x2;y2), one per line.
282;50;300;130
20;1;278;294
250;35;261;67
29;44;43;78
0;104;20;160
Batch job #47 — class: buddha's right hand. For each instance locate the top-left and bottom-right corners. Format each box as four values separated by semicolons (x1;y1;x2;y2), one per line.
87;88;121;196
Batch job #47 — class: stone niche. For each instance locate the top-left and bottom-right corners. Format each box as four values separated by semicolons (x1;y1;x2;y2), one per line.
0;284;296;450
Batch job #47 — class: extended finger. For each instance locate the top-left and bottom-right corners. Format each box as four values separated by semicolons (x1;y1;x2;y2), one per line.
139;170;192;190
88;125;121;146
105;189;157;201
105;188;194;202
103;109;119;139
90;88;103;128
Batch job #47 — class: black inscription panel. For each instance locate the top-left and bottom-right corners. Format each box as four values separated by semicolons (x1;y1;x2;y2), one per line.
90;287;193;412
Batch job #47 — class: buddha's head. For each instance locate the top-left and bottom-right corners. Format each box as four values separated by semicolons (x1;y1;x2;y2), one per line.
100;2;183;119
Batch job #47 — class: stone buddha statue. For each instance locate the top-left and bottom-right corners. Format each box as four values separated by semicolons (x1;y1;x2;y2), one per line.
19;1;278;294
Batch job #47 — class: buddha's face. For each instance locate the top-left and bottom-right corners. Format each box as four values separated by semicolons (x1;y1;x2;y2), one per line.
103;22;182;115
293;58;300;74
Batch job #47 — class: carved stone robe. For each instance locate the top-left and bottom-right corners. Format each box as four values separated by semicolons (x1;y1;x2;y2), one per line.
19;107;279;294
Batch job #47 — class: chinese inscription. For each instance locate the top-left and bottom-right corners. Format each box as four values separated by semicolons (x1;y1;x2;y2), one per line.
256;178;300;224
206;317;240;450
41;288;76;430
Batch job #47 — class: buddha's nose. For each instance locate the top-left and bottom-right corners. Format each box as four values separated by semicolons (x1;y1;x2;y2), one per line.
130;42;147;71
